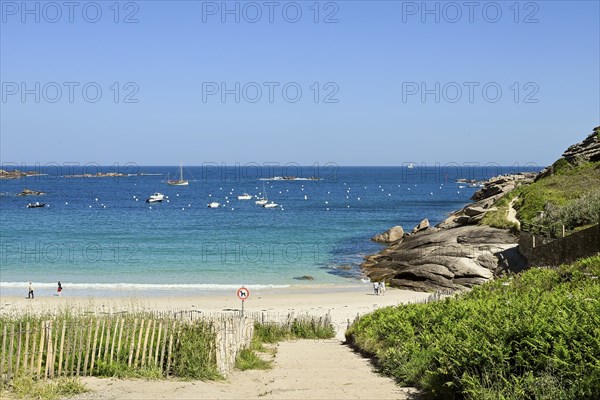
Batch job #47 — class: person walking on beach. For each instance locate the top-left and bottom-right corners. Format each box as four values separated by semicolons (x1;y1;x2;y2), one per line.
57;281;62;296
27;282;34;299
373;281;379;295
379;280;386;296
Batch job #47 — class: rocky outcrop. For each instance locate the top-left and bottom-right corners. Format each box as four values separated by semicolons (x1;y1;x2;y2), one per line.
0;169;40;179
362;225;526;292
412;219;429;234
562;127;600;165
437;173;534;229
17;188;46;196
536;128;600;181
371;226;404;243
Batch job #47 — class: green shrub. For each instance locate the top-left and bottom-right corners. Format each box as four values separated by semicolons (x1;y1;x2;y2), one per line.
346;256;600;399
235;349;272;371
543;191;600;233
2;376;87;400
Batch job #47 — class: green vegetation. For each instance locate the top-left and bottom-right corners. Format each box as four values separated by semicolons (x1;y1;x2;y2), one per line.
481;161;600;235
480;191;519;230
346;256;600;400
253;316;336;343
515;161;600;226
235;348;272;371
1;376;87;400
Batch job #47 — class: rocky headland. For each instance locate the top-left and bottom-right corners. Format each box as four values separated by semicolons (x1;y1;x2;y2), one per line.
362;127;600;292
362;174;533;292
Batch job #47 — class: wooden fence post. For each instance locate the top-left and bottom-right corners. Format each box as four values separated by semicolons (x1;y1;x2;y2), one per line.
128;319;138;367
134;319;145;368
36;321;46;379
89;319;101;375
22;322;30;375
82;320;94;376
57;321;67;376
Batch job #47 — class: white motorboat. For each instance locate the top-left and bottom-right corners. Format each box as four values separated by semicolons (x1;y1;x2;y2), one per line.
146;193;165;203
262;202;278;209
407;163;415;169
237;193;252;200
208;201;220;208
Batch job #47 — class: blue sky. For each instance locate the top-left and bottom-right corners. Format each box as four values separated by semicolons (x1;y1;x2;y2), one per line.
1;0;599;166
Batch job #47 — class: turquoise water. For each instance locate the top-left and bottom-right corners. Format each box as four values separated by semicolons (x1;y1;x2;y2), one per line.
0;165;538;296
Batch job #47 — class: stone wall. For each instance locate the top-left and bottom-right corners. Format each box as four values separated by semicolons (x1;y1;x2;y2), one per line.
519;224;600;266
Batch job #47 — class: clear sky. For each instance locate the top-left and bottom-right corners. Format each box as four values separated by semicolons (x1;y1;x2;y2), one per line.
1;0;599;166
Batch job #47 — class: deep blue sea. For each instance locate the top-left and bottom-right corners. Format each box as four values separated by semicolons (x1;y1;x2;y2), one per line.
0;165;540;296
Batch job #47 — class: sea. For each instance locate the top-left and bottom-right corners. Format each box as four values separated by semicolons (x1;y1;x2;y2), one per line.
0;164;540;297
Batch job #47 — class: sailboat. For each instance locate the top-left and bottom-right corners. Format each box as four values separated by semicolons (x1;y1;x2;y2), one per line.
167;162;189;186
255;182;268;205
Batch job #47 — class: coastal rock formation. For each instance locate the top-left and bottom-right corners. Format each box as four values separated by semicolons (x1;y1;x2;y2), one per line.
17;188;46;196
437;173;534;229
536;127;600;180
362;225;525;292
562;127;600;165
0;169;40;179
412;219;429;234
371;226;404;243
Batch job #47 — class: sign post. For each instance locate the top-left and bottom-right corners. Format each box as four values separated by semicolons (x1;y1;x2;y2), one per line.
236;286;250;316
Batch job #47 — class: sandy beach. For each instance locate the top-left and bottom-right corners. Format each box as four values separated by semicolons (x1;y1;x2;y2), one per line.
0;286;430;340
0;287;428;399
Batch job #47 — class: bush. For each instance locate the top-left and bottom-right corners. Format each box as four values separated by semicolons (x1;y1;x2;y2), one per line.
543;191;600;233
346;256;600;400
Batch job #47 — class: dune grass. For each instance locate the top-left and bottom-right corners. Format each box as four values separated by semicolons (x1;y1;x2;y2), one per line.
346;256;600;400
1;376;88;400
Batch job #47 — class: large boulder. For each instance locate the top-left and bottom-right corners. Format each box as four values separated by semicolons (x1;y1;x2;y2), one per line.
362;225;524;292
371;226;404;243
412;219;429;234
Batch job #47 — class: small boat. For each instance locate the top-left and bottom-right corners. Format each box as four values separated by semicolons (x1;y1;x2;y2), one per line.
237;193;252;200
27;202;45;208
255;182;268;205
262;202;278;209
208;202;220;208
167;162;189;186
146;193;165;203
407;163;415;169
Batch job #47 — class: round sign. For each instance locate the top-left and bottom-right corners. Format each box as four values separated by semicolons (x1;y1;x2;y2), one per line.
237;286;250;301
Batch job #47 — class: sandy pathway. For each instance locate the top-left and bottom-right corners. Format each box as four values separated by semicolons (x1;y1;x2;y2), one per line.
74;340;418;400
507;197;520;229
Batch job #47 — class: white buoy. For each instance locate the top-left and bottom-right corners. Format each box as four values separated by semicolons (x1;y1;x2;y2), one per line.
149;206;152;209
136;198;139;201
65;202;68;205
176;194;179;197
304;195;308;200
357;197;360;200
188;204;191;207
89;205;92;208
182;208;185;210
326;208;330;211
103;205;106;208
95;198;98;201
325;201;328;204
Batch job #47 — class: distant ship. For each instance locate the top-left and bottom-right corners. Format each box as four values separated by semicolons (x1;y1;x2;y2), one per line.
407;163;415;169
167;162;189;186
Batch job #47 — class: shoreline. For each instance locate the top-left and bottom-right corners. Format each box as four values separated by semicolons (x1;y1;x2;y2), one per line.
0;287;430;340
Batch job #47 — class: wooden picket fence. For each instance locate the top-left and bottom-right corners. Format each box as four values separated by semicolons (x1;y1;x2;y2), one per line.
0;309;330;382
0;315;208;381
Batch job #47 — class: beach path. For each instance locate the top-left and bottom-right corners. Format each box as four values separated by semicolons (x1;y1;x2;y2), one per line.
74;340;417;400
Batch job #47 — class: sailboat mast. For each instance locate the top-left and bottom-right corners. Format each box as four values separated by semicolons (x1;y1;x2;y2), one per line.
180;161;183;180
